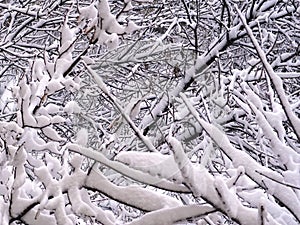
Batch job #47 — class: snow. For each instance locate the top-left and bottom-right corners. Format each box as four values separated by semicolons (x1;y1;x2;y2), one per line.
97;0;111;18
124;1;133;11
20;128;60;154
74;128;89;147
105;33;119;50
86;65;109;94
128;205;215;225
32;58;46;81
242;84;287;141
0;184;7;196
34;165;54;188
79;189;116;225
44;104;60;114
0;80;15;113
232;95;251;115
44;196;73;225
46;79;64;94
166;136;196;190
69;154;84;171
214;177;239;218
35;115;51;127
67;143;189;192
198;107;300;218
44;153;62;179
78;3;97;22
247;98;300;170
59;40;73;55
179;92;300;223
22;209;56;225
51;115;65;124
132;0;153;2
126;21;140;33
86;66;159;153
226;166;245;188
283;169;300;190
68;187;95;217
19;79;31;99
54;57;72;78
64;101;81;114
96;30;120;50
60;17;74;45
236;6;300;140
200;140;215;167
0;121;23;145
42;127;65;142
103;15;125;34
62;78;80;92
1;1;298;224
32;168;87;225
0;199;9;225
81;56;95;65
115;151;184;183
86;167;182;211
124;98;143;119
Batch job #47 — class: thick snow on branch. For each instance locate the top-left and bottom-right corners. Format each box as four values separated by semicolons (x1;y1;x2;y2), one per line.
78;0;139;49
115;151;184;183
166;131;259;225
236;6;300;141
128;204;215;225
1;0;299;224
180;92;300;222
86;165;182;211
243;85;300;171
67;143;189;193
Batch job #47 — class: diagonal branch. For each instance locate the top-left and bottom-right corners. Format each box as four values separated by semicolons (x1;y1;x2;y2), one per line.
235;5;300;142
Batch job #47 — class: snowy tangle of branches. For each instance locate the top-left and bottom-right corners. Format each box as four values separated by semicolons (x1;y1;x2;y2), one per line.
0;0;300;224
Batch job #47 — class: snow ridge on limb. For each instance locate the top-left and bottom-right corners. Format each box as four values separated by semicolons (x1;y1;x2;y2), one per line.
115;151;184;183
128;204;216;225
67;143;189;193
235;5;300;142
138;0;298;137
180;92;300;223
85;164;182;212
166;131;258;225
78;0;140;48
242;84;300;171
166;134;200;196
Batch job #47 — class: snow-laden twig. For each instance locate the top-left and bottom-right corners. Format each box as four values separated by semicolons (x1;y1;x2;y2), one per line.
166;134;200;195
85;164;182;211
243;85;300;171
166;131;258;225
180;92;300;222
115;151;184;183
85;63;158;153
235;5;300;141
128;204;216;225
0;3;46;17
67;143;189;193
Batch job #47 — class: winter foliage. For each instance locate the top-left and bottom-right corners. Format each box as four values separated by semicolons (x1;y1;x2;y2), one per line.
0;0;300;224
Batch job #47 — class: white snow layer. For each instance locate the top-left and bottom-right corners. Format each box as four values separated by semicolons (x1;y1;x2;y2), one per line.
115;151;184;183
128;204;214;225
86;167;182;211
